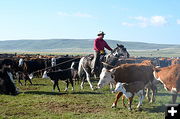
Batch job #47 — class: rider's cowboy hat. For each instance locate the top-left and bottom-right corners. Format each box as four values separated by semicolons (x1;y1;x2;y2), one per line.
97;31;105;36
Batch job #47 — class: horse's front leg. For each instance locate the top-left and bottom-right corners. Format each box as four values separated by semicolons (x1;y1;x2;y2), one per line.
86;75;94;90
80;77;85;90
83;68;94;90
112;92;123;108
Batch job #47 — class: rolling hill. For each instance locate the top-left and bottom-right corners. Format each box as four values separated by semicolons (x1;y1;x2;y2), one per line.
0;39;180;57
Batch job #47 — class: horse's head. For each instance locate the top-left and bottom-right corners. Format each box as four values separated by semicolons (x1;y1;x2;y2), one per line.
103;44;129;69
111;44;129;58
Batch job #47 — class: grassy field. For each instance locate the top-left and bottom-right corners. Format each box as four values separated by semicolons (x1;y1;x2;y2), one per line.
0;78;180;119
1;47;180;57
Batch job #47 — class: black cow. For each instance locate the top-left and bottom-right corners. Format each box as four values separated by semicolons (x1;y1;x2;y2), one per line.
43;69;74;92
23;59;47;77
0;59;18;95
17;58;49;85
0;58;14;69
42;57;81;90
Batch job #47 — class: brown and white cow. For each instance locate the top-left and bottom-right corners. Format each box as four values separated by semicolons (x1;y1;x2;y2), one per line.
114;81;145;110
97;63;155;109
153;64;180;103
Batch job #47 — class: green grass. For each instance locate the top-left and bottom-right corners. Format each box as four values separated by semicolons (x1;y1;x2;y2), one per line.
0;78;180;119
1;47;180;57
129;48;180;57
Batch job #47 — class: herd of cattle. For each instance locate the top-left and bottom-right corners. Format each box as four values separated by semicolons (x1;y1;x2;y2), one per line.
0;53;180;111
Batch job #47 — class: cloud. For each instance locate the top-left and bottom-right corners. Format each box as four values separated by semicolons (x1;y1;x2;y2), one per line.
122;16;167;28
150;16;167;26
133;16;149;27
122;16;149;28
57;11;93;18
177;19;180;24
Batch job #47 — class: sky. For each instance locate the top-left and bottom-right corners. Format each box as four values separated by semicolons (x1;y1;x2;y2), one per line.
0;0;180;44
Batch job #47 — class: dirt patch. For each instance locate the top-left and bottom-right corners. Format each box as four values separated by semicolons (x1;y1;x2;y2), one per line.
36;101;105;114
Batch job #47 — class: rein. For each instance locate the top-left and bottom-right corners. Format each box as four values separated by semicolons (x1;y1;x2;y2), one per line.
101;62;115;68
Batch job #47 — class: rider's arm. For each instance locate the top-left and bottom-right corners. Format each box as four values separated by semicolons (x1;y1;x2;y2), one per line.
104;41;112;51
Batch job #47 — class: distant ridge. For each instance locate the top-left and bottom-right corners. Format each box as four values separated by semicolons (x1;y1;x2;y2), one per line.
0;39;180;53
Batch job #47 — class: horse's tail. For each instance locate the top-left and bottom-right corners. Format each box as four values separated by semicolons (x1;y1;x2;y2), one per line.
78;57;85;77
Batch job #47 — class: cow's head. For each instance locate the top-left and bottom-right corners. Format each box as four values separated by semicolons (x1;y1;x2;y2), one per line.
114;82;126;93
97;68;116;88
18;58;24;67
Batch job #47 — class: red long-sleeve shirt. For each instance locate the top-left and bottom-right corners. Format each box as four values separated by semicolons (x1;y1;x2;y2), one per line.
93;37;112;51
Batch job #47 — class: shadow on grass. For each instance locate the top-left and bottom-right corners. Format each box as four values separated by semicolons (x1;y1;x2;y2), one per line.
144;105;166;113
156;92;180;97
24;91;67;95
24;91;103;95
70;91;104;95
20;83;47;86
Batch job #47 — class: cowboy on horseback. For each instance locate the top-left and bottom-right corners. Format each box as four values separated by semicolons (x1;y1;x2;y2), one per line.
91;31;112;74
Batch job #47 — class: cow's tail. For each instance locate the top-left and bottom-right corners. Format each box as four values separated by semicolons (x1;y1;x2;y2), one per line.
78;57;85;77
